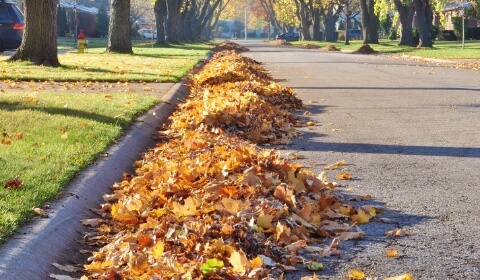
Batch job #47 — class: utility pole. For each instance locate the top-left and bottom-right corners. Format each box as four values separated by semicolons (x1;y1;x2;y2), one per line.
244;1;247;40
461;0;465;49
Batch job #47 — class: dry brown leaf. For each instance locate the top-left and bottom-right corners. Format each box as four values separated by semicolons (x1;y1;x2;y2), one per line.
387;228;412;237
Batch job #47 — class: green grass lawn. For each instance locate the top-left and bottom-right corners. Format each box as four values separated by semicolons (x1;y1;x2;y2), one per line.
1;38;212;82
0;39;213;243
0;92;159;243
292;39;480;59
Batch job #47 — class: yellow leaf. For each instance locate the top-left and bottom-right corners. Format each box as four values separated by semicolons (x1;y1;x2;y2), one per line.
152;241;164;259
351;209;370;224
257;214;274;229
171;196;201;217
84;260;112;272
386;248;398;257
384;273;414;280
337;173;352;180
250;256;263;269
347;269;365;280
61;132;68;139
339;205;353;216
229;249;249;273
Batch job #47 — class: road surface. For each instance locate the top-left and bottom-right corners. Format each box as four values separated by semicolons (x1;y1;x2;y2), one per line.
241;41;480;280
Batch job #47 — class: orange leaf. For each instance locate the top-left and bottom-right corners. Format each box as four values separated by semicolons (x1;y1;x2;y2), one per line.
386;248;398;257
337;173;352;180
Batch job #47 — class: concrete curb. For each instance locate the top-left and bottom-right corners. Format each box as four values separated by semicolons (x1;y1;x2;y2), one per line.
0;81;191;279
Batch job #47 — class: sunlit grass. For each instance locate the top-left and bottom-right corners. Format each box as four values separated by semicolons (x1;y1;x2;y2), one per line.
0;92;158;243
0;38;212;82
292;39;480;59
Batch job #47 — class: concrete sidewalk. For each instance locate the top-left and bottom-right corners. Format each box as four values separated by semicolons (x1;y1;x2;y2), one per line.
0;81;190;279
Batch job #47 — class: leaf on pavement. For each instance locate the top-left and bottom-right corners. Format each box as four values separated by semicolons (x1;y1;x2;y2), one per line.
386;248;399;257
347;269;366;280
386;228;412;237
384;273;414;280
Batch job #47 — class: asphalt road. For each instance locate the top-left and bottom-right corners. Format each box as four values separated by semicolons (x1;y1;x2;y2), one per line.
241;41;480;279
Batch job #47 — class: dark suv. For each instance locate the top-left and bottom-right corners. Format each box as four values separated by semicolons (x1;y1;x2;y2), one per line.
0;0;24;52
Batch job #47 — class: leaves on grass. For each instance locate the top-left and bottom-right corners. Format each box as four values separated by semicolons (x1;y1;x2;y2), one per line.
3;176;23;189
82;43;379;279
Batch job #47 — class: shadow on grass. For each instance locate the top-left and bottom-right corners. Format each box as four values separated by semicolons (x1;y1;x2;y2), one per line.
0;101;129;127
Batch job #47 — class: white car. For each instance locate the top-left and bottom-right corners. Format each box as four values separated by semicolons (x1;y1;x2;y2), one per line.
138;29;157;39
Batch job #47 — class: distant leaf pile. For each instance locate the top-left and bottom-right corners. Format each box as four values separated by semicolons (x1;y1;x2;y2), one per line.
212;41;250;53
82;45;377;279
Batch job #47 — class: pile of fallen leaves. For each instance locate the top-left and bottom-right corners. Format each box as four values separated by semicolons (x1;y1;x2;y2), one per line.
212;41;250;53
303;44;320;49
81;44;378;279
352;44;377;55
271;40;292;46
322;45;340;52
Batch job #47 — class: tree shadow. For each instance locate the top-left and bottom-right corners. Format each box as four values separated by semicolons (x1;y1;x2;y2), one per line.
0;101;126;126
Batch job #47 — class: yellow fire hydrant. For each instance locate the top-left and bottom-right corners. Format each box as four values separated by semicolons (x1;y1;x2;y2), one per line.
77;29;86;54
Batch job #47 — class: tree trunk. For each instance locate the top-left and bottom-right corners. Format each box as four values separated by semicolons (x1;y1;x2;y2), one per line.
413;0;433;47
8;0;59;67
323;6;339;42
359;0;379;44
107;0;132;53
312;7;322;40
259;0;281;39
166;0;181;43
154;0;167;45
295;0;311;40
394;0;415;46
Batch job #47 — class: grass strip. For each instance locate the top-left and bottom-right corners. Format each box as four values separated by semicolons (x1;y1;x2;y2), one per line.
0;92;158;243
0;40;212;82
291;39;480;59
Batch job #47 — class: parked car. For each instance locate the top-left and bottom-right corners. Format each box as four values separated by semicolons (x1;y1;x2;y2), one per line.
138;28;157;39
276;32;300;42
347;29;362;40
0;0;24;52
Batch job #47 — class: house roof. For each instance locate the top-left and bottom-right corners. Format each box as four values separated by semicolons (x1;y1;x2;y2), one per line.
442;1;472;12
59;1;98;14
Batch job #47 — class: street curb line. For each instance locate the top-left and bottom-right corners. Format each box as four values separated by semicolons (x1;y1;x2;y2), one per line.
0;80;191;279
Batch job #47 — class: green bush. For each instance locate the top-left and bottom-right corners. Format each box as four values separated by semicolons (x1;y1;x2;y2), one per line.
388;28;397;40
467;27;480;39
431;25;440;40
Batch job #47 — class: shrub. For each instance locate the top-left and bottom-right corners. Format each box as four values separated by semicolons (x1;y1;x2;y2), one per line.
467;27;480;39
452;17;468;40
388;28;397;40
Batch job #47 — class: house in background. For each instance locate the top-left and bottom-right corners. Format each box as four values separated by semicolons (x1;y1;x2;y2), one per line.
442;2;479;30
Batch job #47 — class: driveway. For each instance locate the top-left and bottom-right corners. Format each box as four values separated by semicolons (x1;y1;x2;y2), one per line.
241;41;480;279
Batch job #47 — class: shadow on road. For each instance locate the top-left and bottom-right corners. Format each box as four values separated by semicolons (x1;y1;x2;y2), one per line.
293;86;480;92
